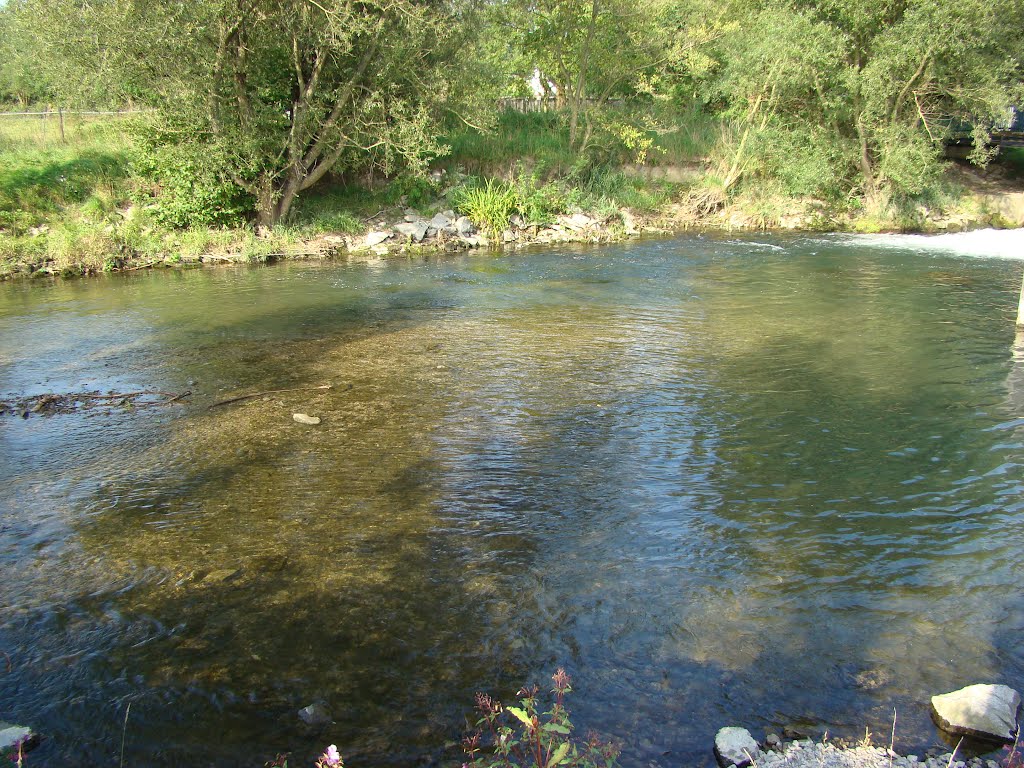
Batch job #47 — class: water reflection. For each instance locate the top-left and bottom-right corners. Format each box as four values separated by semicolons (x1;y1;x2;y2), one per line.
1;239;1023;767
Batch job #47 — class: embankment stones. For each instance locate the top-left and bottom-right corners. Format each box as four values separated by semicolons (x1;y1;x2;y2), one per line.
930;684;1021;742
715;726;762;768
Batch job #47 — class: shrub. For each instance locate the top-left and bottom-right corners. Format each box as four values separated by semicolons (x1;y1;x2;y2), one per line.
453;178;519;236
463;669;621;768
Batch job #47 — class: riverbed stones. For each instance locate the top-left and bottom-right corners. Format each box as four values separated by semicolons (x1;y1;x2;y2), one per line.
930;683;1021;742
715;726;761;768
292;413;322;426
455;216;476;235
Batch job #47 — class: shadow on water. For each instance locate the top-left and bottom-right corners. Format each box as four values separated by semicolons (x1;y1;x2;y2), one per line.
1;243;1024;767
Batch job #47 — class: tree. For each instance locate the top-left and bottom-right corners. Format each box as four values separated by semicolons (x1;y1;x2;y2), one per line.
704;0;1024;202
496;0;679;150
14;0;461;226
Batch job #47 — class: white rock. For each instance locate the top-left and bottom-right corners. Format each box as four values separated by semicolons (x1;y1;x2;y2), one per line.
395;221;429;242
561;213;594;231
429;212;451;229
455;216;476;235
293;413;322;426
715;727;762;768
0;723;33;751
930;684;1021;741
365;231;391;247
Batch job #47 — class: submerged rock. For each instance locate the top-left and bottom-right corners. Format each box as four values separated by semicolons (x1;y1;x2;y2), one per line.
715;726;761;768
298;702;333;726
202;568;241;584
930;684;1021;742
293;413;322;426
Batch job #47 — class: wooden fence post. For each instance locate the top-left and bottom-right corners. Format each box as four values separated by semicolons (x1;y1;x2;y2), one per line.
58;107;66;144
1016;271;1024;329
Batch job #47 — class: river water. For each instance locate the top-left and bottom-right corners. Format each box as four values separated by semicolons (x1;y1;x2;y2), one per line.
2;232;1023;767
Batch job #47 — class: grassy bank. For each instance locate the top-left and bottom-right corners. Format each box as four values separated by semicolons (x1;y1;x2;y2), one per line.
0;109;1021;280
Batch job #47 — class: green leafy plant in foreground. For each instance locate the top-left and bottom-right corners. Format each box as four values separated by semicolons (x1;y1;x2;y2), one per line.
452;178;519;237
463;669;621;768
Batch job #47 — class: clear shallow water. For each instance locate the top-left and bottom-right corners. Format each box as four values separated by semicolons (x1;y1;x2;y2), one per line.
1;233;1024;767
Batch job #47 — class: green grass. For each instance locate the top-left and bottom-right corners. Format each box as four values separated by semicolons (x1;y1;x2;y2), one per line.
440;110;575;177
999;147;1024;177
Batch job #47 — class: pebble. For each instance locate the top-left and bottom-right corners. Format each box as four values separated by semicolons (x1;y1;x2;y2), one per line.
293;413;321;425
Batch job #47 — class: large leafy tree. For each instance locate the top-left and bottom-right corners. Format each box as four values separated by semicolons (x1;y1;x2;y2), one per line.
706;0;1024;201
14;0;460;226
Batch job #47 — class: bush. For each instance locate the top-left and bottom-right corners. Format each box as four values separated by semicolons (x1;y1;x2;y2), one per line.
452;178;519;235
463;669;621;768
129;120;252;228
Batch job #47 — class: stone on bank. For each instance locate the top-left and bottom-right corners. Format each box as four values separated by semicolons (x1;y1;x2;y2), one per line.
930;683;1021;742
0;723;37;753
715;726;762;768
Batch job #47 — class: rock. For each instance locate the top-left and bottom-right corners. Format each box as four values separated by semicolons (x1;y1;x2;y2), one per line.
365;231;392;247
0;723;37;753
930;684;1021;742
715;727;761;768
561;213;594;231
298;702;333;726
395;221;429;242
455;216;476;235
765;733;782;751
403;208;418;217
621;209;639;234
502;229;517;243
429;212;451;230
202;568;241;584
323;234;347;246
459;235;489;248
293;413;322;426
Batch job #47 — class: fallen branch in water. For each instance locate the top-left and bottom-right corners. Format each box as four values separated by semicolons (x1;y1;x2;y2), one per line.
4;390;192;416
208;384;333;410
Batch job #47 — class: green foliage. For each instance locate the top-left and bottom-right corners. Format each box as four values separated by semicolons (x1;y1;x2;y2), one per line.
441;111;575;178
452;174;570;234
129;119;252;228
453;178;520;236
464;669;621;768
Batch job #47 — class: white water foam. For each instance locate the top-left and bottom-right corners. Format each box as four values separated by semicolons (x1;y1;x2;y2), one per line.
833;227;1024;260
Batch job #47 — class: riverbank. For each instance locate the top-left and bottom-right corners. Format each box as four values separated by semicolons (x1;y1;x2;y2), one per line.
2;112;1023;281
3;175;1023;281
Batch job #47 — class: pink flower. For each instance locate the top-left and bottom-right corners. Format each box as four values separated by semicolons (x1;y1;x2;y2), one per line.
323;745;342;767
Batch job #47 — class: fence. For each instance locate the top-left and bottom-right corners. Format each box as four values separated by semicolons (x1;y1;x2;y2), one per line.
0;108;144;147
497;97;561;114
496;96;627;114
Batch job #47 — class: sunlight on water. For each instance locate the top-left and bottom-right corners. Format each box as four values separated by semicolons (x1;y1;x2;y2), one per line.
1;236;1023;768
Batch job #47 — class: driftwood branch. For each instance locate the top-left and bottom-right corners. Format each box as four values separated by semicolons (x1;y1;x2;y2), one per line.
208;384;333;410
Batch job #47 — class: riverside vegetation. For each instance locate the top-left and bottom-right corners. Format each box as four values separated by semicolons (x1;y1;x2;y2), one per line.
0;0;1023;278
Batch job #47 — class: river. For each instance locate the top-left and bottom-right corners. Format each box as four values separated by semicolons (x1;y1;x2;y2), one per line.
1;231;1023;767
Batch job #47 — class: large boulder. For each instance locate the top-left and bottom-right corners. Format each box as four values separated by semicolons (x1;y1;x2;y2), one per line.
930;684;1021;742
714;727;761;768
0;723;37;753
394;221;429;242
